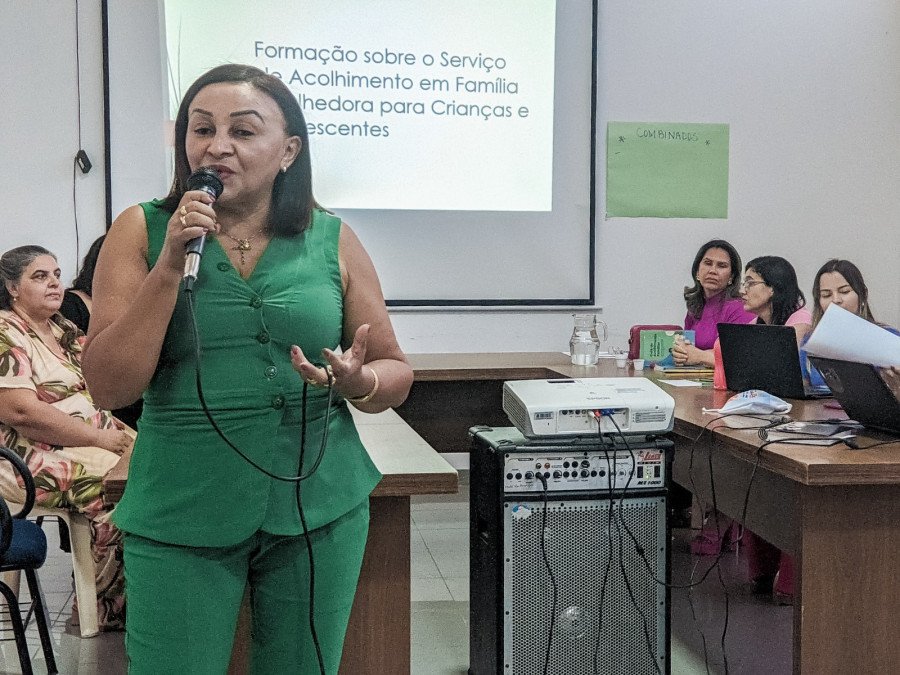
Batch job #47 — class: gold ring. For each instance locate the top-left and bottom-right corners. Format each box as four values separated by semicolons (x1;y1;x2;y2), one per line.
180;205;188;216
325;365;334;382
180;215;187;227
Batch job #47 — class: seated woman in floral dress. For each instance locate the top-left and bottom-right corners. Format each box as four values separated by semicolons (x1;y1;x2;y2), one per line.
0;245;132;630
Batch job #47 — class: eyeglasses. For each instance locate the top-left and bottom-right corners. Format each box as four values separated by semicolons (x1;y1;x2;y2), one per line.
740;280;767;289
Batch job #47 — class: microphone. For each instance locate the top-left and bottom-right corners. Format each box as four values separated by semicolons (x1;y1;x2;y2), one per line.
182;167;224;291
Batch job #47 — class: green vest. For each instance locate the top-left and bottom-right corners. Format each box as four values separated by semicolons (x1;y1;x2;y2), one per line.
113;201;381;546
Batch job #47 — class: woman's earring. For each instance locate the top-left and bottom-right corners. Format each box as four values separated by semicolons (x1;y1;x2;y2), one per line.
280;165;288;174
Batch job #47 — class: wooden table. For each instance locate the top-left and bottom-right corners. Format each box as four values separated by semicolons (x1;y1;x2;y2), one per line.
399;352;900;675
104;407;457;675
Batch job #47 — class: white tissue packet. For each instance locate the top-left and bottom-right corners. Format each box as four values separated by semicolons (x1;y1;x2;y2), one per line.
702;390;793;416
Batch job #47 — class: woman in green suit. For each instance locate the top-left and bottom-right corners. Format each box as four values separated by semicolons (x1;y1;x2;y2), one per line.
83;64;413;674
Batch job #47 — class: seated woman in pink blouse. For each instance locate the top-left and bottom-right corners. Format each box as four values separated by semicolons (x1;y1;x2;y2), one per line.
740;255;812;341
738;255;810;604
673;240;754;367
672;241;753;554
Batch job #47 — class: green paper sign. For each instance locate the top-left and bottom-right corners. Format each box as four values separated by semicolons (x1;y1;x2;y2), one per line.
606;122;729;218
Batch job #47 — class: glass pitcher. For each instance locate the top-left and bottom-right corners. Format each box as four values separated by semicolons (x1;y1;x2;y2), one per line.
569;313;608;365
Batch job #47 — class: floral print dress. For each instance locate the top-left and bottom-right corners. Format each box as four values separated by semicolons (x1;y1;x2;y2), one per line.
0;309;127;630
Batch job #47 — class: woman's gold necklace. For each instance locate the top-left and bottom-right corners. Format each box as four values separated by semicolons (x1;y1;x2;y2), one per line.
219;231;259;266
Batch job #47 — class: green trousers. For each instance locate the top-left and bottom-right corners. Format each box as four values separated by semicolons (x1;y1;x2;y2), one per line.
123;500;370;675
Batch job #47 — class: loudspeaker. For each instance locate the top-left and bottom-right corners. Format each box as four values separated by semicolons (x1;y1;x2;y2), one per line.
469;427;671;675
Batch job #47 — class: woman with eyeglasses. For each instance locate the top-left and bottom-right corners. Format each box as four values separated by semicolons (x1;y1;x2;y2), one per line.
739;255;812;342
737;255;810;604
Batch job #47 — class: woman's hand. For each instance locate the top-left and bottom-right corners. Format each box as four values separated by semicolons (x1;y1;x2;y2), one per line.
290;324;377;399
95;428;133;456
672;339;697;366
156;190;220;275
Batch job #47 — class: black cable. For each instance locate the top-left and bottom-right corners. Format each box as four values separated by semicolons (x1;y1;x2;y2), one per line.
535;473;557;675
596;413;810;675
186;289;333;483
702;426;732;675
186;288;331;674
590;414;659;674
72;159;81;266
295;398;326;675
687;421;837;675
844;437;896;450
74;0;82;150
603;414;661;675
591;414;787;591
72;0;83;263
682;414;784;675
591;420;616;675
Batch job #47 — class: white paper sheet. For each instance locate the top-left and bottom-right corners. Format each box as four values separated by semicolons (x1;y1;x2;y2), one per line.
658;379;706;387
803;304;900;367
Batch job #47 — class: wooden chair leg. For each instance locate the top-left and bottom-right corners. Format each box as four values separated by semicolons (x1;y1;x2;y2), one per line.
25;569;58;674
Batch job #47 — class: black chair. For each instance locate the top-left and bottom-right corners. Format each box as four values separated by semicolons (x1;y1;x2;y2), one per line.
0;446;58;675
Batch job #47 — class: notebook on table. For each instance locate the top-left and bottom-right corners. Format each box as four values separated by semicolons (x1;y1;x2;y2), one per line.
808;357;900;435
717;323;831;400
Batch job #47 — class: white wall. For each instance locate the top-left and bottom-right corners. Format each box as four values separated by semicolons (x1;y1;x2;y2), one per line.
398;1;900;353
4;0;898;354
2;0;107;281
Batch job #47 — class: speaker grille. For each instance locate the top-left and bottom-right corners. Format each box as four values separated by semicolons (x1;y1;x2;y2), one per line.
503;497;666;674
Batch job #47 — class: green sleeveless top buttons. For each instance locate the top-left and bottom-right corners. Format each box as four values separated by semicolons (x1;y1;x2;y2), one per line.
113;201;382;546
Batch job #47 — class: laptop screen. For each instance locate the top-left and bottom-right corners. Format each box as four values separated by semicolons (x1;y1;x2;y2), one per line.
717;323;825;399
808;357;900;435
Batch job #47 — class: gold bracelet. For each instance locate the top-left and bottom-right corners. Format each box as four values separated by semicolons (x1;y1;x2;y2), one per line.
346;367;379;404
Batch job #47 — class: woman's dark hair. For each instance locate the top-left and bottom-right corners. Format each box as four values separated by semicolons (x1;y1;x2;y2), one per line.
70;235;106;295
0;245;79;350
744;256;805;326
683;239;743;319
811;259;875;327
160;64;314;236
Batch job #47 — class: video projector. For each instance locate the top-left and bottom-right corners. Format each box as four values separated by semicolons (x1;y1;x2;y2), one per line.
502;377;675;438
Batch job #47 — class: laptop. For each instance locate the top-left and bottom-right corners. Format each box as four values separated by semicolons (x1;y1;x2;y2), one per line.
717;323;831;399
808;357;900;434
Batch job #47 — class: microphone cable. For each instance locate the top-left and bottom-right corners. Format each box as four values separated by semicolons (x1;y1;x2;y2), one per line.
186;288;331;675
295;396;326;674
186;290;334;485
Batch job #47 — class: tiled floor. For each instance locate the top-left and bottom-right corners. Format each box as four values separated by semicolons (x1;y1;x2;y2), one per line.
0;521;126;675
0;474;792;674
